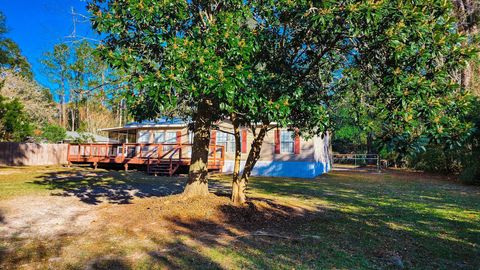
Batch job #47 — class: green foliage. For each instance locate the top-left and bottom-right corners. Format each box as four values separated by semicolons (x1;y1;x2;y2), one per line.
0;94;33;142
89;0;256;122
39;124;66;143
42;41;129;132
459;97;480;184
459;163;480;185
235;0;344;132
408;145;458;173
316;0;478;161
332;0;478;160
405;96;480;179
89;0;477;178
1;69;57;126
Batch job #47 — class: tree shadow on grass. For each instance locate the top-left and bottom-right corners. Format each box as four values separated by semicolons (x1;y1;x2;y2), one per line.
150;195;480;269
7;169;480;269
137;198;318;269
236;172;480;269
1;192;479;269
30;169;189;205
145;239;225;270
83;255;131;270
30;168;232;205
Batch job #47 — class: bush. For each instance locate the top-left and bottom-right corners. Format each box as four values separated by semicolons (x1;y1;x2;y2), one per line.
408;145;463;174
459;164;480;185
0;95;33;142
40;124;66;143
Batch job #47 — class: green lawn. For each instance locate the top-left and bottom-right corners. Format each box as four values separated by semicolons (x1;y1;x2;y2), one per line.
209;172;480;269
0;166;479;269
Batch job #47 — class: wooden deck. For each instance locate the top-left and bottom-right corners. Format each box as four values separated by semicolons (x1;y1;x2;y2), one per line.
67;143;225;176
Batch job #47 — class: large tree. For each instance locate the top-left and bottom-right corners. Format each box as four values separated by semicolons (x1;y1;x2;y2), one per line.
227;0;350;204
88;0;476;201
340;0;477;162
88;0;257;197
230;0;477;202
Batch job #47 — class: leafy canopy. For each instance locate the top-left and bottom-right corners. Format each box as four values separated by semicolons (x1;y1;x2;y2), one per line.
0;94;33;142
89;0;476;150
89;0;256;122
333;0;477;155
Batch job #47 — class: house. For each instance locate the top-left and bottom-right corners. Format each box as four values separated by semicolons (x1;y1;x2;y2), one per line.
95;118;332;178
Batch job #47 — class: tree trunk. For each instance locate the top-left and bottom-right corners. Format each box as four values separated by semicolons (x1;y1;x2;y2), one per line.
183;100;212;197
71;108;75;132
230;113;245;205
60;94;65;127
238;125;268;196
366;132;373;165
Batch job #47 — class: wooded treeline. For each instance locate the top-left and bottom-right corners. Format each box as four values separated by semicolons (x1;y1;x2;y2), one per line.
41;41;131;133
332;0;480;183
0;11;130;143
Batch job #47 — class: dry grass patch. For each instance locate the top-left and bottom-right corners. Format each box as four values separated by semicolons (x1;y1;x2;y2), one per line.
0;167;479;269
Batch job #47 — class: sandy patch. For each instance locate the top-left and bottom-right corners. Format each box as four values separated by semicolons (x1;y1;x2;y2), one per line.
0;170;17;175
0;195;98;238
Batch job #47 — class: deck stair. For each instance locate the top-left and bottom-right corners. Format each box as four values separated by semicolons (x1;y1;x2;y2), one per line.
147;160;180;176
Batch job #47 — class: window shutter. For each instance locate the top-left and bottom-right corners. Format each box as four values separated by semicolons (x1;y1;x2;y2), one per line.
210;130;217;145
241;129;247;153
176;131;182;144
274;129;280;154
294;131;301;154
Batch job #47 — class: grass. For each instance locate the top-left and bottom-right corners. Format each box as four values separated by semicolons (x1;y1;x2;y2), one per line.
0;166;61;199
0;166;479;269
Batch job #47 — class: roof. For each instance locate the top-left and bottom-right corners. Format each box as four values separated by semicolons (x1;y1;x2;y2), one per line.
99;117;189;132
65;131;118;143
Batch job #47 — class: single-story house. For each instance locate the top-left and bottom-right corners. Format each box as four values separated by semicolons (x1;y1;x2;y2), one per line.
99;118;332;178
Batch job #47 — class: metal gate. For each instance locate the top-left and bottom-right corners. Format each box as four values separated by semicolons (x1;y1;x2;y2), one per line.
332;154;381;172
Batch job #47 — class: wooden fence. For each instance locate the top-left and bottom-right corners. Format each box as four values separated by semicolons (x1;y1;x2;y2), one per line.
0;143;68;166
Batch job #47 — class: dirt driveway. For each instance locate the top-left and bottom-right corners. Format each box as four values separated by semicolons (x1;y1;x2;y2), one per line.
0;195;99;238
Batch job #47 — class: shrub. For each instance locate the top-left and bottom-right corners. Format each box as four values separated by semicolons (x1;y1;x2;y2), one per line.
0;94;33;142
40;124;66;143
459;164;480;185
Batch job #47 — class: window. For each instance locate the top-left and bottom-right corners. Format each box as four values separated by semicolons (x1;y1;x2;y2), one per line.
217;131;236;153
280;130;294;153
138;131;150;143
165;132;177;144
163;131;177;151
153;132;165;143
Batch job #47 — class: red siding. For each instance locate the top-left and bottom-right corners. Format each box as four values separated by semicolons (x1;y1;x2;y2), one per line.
241;129;247;153
176;131;182;144
274;129;280;154
294;132;301;154
210;130;217;145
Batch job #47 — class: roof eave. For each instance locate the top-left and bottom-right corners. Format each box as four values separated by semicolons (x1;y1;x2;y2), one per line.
99;123;188;132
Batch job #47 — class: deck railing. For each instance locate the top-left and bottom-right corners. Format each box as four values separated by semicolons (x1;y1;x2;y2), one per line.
67;143;225;170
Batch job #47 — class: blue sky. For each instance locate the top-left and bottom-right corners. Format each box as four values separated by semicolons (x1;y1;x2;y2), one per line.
0;0;96;90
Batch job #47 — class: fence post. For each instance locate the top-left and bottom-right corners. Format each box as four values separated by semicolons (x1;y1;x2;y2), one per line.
377;155;381;172
122;143;125;161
